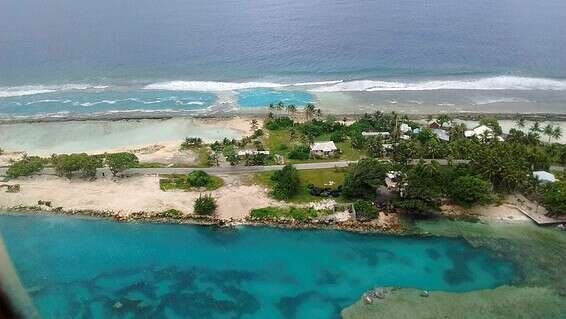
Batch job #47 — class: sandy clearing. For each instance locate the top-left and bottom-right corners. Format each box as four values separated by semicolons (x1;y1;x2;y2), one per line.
0;174;277;220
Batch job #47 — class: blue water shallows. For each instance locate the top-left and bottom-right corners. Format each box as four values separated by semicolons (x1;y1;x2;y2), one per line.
237;89;314;108
0;89;216;117
0;214;516;319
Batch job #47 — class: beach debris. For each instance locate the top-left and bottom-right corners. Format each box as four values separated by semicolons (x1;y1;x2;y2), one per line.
362;287;388;303
1;184;20;193
38;200;52;207
420;290;430;297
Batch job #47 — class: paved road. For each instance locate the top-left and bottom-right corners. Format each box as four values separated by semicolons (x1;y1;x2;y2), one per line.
0;159;478;177
0;161;358;177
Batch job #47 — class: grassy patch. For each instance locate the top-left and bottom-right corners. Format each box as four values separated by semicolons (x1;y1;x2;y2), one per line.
156;209;183;218
250;206;332;221
253;167;348;203
159;174;224;191
195;147;212;168
263;129;293;157
135;162;167;168
263;129;366;163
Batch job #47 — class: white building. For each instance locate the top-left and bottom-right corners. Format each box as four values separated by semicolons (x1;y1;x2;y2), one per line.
362;132;390;138
533;171;557;184
399;123;411;133
237;150;270;157
310;141;338;157
473;125;494;139
432;129;450;142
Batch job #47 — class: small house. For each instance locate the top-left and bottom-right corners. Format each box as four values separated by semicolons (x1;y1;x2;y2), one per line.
428;121;442;129
473;125;494;139
310;141;338;157
432;129;450;142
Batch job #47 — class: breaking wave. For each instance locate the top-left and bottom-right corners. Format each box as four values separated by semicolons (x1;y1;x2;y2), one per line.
0;84;108;98
309;76;566;92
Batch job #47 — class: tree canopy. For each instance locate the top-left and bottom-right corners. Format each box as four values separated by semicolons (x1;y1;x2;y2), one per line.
105;152;138;176
270;164;300;200
342;159;389;199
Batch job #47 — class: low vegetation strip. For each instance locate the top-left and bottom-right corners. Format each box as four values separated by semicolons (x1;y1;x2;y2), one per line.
250;207;331;221
159;171;224;191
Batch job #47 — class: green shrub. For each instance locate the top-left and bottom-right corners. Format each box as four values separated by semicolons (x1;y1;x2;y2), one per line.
6;156;45;178
51;153;102;179
330;130;345;142
186;170;212;187
158;209;183;218
250;206;319;221
447;175;492;208
287;144;311;160
180;137;203;150
265;117;294;130
541;181;566;216
105;152;139;176
270;164;300;199
194;194;217;215
353;200;378;220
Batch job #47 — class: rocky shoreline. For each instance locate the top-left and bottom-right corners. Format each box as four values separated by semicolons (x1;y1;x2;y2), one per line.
1;205;406;234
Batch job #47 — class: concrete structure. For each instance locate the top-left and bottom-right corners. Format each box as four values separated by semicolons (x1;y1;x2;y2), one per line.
310;141;338;157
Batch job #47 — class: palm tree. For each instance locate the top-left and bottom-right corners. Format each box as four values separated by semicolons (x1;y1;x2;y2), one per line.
543;124;554;143
276;101;285;112
315;108;322;119
304;103;316;121
530;121;541;133
552;126;562;142
286;104;297;118
515;117;526;130
268;103;275;111
250;119;259;131
289;128;297;142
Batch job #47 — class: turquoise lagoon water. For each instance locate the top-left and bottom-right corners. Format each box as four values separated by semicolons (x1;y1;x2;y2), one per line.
237;89;314;108
0;118;243;155
0;214;517;319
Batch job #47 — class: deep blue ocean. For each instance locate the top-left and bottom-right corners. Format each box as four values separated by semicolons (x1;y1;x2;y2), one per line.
0;214;516;319
1;0;566;117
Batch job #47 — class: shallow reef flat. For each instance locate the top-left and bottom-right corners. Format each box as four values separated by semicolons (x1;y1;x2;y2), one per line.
342;220;566;318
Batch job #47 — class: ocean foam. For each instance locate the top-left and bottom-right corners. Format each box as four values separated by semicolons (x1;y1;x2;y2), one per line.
0;84;107;98
473;97;532;105
144;81;286;91
309;76;566;92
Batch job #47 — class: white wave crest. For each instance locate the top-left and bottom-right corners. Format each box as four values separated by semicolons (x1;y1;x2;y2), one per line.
0;84;108;98
309;76;566;92
144;81;286;91
473;97;532;105
291;80;343;86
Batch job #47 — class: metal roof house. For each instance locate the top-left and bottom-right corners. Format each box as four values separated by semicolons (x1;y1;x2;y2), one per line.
310;141;338;157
